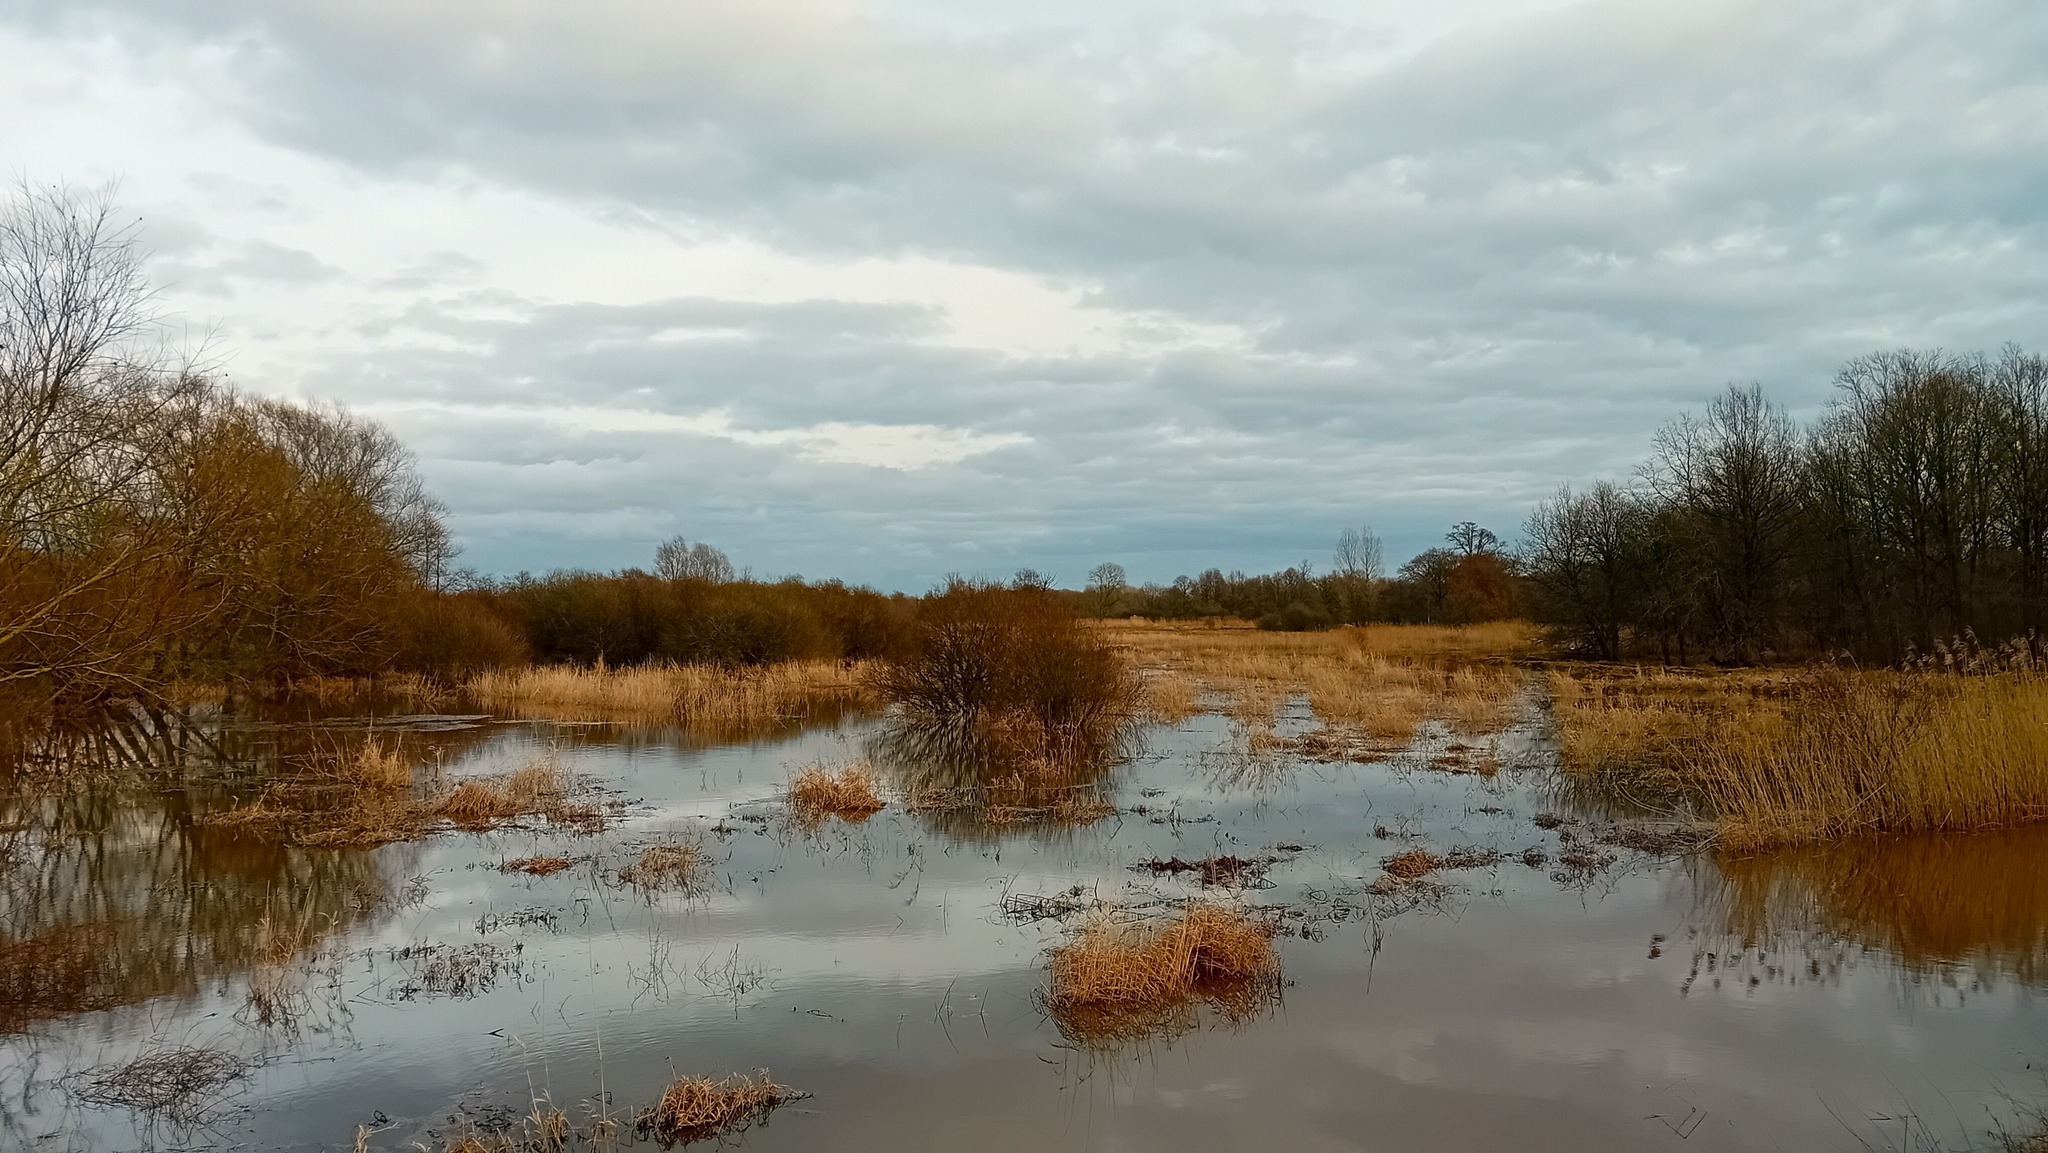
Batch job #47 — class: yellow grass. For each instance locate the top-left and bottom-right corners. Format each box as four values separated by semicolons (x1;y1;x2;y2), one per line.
1099;620;1535;749
1550;664;2048;849
500;855;574;876
435;755;568;828
786;759;885;826
617;841;707;891
464;660;876;736
1044;902;1280;1044
210;750;591;846
325;737;411;791
638;1072;795;1144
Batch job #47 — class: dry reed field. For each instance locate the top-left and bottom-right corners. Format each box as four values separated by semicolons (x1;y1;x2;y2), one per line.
1100;620;1540;753
1550;663;2048;849
464;660;876;737
1044;901;1281;1046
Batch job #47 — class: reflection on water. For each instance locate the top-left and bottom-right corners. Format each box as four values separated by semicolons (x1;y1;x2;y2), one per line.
1698;827;2048;988
0;697;2045;1151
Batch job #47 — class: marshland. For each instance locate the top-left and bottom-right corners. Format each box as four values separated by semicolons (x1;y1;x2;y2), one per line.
8;185;2048;1153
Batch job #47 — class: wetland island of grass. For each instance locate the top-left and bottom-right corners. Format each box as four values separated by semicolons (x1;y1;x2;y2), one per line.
10;24;2048;1151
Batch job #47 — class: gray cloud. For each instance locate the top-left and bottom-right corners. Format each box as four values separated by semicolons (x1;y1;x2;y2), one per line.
5;0;2047;587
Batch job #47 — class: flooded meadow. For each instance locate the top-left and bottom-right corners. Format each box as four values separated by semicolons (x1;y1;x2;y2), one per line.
3;685;2045;1152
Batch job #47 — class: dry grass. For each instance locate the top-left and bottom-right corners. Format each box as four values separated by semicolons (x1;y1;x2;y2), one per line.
208;750;591;847
1695;669;2048;850
1101;620;1535;750
466;660;875;736
65;1045;247;1127
617;841;707;891
637;1072;796;1145
786;759;885;827
500;855;574;877
1382;849;1444;879
323;737;412;791
1044;902;1281;1045
1551;664;2048;849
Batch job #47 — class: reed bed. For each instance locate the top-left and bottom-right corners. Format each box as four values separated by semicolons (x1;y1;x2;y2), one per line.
1550;664;2048;849
786;759;885;826
1044;902;1280;1045
638;1072;796;1144
465;660;876;736
209;751;590;847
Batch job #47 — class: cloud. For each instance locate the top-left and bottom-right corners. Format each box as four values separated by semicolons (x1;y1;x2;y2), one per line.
3;0;2045;586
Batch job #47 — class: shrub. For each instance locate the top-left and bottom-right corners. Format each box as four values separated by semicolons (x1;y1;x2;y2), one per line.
1255;601;1333;632
875;581;1138;756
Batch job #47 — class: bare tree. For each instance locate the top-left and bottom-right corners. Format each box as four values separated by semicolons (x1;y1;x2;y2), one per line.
1644;383;1805;659
1520;483;1650;659
1333;525;1384;579
1446;522;1500;557
1087;562;1127;591
655;536;735;583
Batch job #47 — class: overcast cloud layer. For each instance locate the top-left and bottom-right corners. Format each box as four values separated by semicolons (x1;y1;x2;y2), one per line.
4;0;2045;588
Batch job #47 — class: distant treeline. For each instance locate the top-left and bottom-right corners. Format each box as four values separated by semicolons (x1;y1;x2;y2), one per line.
1066;522;1516;631
1521;348;2048;663
1089;347;2048;665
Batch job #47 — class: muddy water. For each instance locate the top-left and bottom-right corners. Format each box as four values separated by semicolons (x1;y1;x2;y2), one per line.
2;700;2044;1152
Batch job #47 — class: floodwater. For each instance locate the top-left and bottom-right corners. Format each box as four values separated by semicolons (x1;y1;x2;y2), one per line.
3;696;2045;1152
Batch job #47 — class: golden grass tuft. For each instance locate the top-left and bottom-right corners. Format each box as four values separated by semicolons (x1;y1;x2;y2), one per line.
638;1072;795;1144
435;754;569;828
1044;902;1280;1045
786;760;885;826
1382;849;1444;879
617;841;707;891
500;855;574;877
328;737;412;791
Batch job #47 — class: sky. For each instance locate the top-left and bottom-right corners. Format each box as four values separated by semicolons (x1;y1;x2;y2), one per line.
4;0;2046;590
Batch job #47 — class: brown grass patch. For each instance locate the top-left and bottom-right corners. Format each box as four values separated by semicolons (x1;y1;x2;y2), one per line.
1381;849;1444;879
637;1071;796;1145
500;855;575;877
466;661;875;737
1100;620;1534;750
1551;664;2048;849
1044;902;1281;1045
786;760;885;826
617;841;707;891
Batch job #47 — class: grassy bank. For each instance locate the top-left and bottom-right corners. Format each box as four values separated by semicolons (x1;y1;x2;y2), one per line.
1551;664;2048;850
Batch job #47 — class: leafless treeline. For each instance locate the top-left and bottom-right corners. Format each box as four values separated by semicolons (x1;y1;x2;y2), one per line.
1524;349;2048;661
1;182;451;706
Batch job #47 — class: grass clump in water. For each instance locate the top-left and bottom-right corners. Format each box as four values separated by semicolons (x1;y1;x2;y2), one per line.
1044;902;1280;1046
637;1071;797;1145
617;841;707;891
499;855;574;877
786;759;885;827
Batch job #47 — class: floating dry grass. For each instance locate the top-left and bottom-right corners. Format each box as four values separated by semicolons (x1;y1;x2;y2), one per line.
500;855;575;877
1044;902;1281;1046
618;841;708;892
786;760;885;827
65;1045;247;1127
637;1071;796;1145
